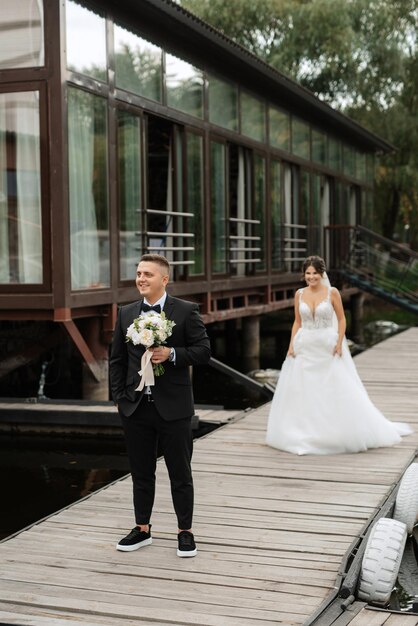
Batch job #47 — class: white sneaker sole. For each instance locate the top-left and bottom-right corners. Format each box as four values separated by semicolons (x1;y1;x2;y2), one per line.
177;548;197;557
116;537;152;552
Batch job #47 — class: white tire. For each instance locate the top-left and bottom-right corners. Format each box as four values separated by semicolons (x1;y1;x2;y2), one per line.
397;538;418;597
358;518;407;606
393;463;418;534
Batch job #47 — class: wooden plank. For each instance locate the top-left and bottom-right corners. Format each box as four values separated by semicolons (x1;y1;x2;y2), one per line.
346;608;390;625
0;548;336;588
0;327;417;626
0;583;309;623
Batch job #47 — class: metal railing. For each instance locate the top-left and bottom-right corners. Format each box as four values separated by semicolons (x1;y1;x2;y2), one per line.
283;223;308;270
326;225;418;311
229;216;262;268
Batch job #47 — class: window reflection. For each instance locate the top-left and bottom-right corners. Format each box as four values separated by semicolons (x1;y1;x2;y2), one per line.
187;134;204;275
270;160;282;270
269;106;290;152
0;91;42;284
66;0;107;81
114;25;162;102
328;137;342;171
166;54;203;118
312;129;326;165
356;152;366;181
241;92;265;142
254;154;266;271
343;145;356;178
292;118;310;160
0;1;44;69
211;142;226;273
366;154;375;185
68;88;109;289
208;75;238;131
117;111;142;281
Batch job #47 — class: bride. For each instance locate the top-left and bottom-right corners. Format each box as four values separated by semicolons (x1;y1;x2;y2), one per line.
266;255;412;455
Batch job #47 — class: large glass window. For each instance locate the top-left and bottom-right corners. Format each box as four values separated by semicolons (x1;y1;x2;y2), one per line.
166;54;204;118
0;91;42;284
210;141;227;273
269;106;290;152
208;75;238;132
312;129;326;165
283;163;306;271
366;154;375;185
301;170;310;226
68;88;109;289
334;181;350;224
117;111;142;281
270;160;282;270
362;191;376;230
292;118;310;160
66;0;106;81
114;24;162;102
241;92;265;142
312;174;330;257
328;137;342;171
0;1;44;69
356;151;366;181
343;144;356;178
187;133;204;275
254;154;266;271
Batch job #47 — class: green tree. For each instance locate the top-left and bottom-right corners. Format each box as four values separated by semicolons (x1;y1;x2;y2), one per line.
181;0;418;247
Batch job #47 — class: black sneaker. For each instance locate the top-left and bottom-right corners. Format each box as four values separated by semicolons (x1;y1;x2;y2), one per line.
116;525;152;552
177;530;197;557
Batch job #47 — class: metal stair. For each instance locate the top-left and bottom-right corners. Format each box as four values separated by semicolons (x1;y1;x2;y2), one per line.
330;225;418;315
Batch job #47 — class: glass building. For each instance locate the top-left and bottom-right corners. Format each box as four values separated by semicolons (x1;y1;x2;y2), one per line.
0;0;393;397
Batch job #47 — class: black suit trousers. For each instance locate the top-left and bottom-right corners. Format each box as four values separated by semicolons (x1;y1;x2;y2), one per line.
120;396;194;529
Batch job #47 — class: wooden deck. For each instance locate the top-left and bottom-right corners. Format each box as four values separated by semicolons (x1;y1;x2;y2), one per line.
0;328;418;625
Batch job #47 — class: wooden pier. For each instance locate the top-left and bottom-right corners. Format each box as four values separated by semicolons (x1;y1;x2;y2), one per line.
0;328;418;625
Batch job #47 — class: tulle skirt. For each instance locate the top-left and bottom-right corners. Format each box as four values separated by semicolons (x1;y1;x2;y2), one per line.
266;327;412;455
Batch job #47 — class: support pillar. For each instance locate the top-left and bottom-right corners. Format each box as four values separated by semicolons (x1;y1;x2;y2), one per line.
225;319;238;363
241;315;260;372
81;316;110;401
350;292;365;345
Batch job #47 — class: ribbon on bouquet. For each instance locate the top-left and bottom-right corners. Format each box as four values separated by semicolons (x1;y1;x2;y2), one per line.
135;350;155;391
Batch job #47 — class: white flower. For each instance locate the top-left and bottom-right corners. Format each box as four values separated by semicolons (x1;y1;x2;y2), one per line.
138;328;154;347
156;328;167;342
135;317;146;331
126;312;176;354
126;322;135;337
126;323;141;344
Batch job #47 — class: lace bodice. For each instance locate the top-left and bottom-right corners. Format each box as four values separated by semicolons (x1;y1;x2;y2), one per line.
299;287;334;329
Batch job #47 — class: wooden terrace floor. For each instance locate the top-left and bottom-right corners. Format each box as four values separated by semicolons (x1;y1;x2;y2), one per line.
0;328;418;625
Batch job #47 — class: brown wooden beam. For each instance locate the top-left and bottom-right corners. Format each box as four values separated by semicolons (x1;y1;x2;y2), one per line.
61;320;102;382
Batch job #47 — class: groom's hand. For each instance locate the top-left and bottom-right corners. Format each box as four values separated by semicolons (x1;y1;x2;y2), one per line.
150;346;171;363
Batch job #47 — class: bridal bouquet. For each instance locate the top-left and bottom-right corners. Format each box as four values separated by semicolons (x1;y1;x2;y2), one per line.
126;312;176;389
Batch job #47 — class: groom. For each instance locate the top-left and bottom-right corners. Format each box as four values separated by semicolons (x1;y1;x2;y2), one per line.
109;254;211;557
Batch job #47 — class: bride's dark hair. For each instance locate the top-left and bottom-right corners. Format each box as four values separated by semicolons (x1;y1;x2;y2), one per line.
302;255;326;276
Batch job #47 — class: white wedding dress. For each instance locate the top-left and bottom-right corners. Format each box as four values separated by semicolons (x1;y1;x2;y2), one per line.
266;287;412;455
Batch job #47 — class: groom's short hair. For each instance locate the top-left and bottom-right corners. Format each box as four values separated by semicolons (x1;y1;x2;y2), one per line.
139;254;170;276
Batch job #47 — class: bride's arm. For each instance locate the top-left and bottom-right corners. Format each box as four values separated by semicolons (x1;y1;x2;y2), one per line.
331;287;346;356
287;291;302;357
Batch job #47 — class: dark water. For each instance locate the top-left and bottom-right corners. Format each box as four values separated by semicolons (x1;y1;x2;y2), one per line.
0;420;220;542
0;436;129;540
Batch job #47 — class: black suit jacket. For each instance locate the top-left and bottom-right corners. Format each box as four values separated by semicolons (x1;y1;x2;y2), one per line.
109;295;211;420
